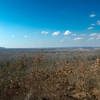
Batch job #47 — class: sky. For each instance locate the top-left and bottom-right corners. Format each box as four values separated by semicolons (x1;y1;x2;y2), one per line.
0;0;100;48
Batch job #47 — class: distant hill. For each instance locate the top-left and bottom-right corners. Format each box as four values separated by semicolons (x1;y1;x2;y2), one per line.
0;47;100;51
0;47;6;50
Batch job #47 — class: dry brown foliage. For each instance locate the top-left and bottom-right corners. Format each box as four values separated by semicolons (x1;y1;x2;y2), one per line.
0;54;100;100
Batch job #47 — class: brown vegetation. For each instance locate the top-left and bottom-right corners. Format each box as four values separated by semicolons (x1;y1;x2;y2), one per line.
0;50;100;100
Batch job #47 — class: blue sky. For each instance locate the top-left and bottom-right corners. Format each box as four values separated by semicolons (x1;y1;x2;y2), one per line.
0;0;100;48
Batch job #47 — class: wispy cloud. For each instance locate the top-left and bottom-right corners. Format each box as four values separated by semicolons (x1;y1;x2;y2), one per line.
72;34;77;36
90;33;97;36
91;24;95;26
41;31;49;34
64;30;71;35
97;20;100;25
52;31;60;36
89;33;100;40
90;14;96;18
88;27;94;30
73;37;83;40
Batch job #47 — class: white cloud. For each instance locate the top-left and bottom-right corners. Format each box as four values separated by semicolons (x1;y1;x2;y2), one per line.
89;33;100;40
64;30;71;35
90;14;96;18
91;24;95;26
90;33;97;36
88;27;94;30
41;31;49;35
24;35;28;38
97;20;100;25
73;37;83;40
72;34;77;36
52;31;60;36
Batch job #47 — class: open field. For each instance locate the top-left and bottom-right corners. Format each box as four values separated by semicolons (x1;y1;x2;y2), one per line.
0;48;100;100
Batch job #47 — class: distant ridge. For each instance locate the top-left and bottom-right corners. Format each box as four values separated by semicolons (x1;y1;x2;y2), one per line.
3;47;100;50
0;47;6;50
